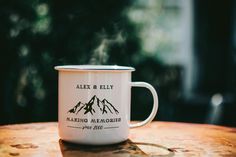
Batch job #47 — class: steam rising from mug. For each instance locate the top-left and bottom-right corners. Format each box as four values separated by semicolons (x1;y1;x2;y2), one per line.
89;31;126;64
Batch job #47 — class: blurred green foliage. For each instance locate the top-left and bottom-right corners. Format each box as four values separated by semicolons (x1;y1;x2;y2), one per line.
0;0;182;124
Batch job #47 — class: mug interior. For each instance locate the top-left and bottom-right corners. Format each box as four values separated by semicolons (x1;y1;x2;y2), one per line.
54;65;135;72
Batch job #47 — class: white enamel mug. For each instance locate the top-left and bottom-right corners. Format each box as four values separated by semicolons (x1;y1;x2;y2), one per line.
55;65;158;145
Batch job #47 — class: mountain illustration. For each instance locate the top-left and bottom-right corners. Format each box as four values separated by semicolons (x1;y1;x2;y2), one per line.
67;95;119;115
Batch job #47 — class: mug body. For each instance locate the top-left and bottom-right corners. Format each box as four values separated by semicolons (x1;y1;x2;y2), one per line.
55;65;134;145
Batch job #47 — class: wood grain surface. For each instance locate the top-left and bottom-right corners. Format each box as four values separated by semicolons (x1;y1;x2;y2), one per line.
0;122;235;157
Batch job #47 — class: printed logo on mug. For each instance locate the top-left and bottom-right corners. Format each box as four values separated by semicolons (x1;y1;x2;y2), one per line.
55;65;158;145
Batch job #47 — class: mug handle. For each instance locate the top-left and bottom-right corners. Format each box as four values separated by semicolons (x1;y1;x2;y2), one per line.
129;82;159;128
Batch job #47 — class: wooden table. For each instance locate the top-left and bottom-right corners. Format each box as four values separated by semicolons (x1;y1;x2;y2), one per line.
0;122;235;157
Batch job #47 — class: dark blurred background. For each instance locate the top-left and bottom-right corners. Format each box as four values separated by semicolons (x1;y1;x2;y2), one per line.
0;0;236;127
